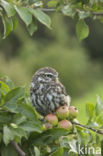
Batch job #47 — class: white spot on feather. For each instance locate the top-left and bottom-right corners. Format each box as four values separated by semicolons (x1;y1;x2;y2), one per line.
50;103;55;111
52;92;57;97
37;98;42;106
39;84;43;90
47;94;52;101
31;82;35;88
38;77;43;82
55;102;59;108
31;94;36;101
66;95;71;106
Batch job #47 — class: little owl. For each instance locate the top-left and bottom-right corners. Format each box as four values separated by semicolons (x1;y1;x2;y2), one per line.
30;67;71;116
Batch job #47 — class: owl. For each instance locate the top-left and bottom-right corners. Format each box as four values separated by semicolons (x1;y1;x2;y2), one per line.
30;67;71;116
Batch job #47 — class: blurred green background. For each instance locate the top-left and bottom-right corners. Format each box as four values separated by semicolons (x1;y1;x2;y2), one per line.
0;13;103;124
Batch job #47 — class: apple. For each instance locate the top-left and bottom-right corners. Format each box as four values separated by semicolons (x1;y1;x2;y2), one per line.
58;120;72;130
69;106;78;119
45;114;58;126
56;105;69;119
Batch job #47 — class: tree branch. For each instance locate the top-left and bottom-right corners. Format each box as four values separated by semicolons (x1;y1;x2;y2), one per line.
39;8;56;12
72;121;103;135
92;12;103;16
11;141;26;156
38;7;103;16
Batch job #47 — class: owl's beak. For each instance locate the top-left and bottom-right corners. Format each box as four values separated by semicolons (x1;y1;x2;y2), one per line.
55;77;59;83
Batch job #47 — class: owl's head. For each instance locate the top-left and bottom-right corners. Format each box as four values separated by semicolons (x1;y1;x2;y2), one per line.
33;67;58;83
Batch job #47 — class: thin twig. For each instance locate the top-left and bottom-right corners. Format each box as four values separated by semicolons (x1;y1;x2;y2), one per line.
39;8;56;12
92;12;103;16
39;7;103;16
72;121;103;135
11;141;26;156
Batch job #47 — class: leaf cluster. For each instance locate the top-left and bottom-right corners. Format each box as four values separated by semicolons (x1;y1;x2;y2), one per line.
0;0;103;40
0;77;103;155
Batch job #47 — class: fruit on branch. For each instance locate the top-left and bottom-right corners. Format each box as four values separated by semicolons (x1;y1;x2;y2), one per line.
69;106;78;119
45;114;58;126
44;122;53;130
58;120;72;130
56;105;69;119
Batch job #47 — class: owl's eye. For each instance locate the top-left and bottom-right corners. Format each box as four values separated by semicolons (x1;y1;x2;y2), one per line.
45;74;53;78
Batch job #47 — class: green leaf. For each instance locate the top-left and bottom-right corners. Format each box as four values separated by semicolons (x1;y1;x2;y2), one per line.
34;146;40;156
86;103;95;120
47;0;58;7
101;140;103;156
4;87;24;112
19;120;42;133
27;20;38;36
62;5;76;18
51;147;64;156
10;127;27;139
0;80;10;94
3;125;13;145
14;5;32;26
78;11;90;19
96;112;103;125
2;15;13;39
0;81;9;104
13;114;26;125
76;20;89;41
86;121;98;128
34;1;43;7
0;133;2;143
95;96;103;116
17;102;38;119
32;128;69;145
12;16;18;30
1;144;18;156
0;112;11;124
3;76;15;90
0;0;16;17
29;8;51;29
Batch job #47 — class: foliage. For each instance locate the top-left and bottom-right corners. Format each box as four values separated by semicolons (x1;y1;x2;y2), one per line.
0;0;103;40
72;82;103;124
0;77;103;155
1;14;102;98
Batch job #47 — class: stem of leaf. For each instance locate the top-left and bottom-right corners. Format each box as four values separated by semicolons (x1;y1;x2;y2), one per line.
72;121;103;135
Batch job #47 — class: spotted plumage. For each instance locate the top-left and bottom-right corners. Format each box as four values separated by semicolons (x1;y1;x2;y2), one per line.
30;67;70;116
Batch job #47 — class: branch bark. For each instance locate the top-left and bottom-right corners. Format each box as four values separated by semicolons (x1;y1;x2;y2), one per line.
39;7;103;16
39;8;56;12
92;12;103;16
11;141;26;156
72;121;103;135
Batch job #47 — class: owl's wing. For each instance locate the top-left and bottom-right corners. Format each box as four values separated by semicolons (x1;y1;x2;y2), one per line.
47;82;71;108
55;83;71;107
56;82;67;95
